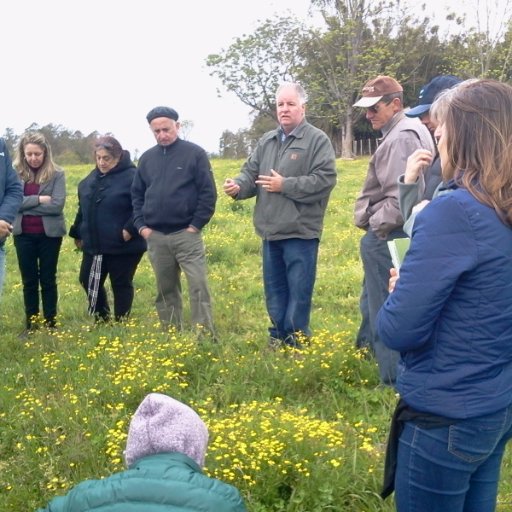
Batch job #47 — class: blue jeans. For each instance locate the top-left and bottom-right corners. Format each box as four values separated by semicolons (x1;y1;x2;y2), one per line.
263;238;319;343
395;404;512;512
359;229;405;384
0;244;5;297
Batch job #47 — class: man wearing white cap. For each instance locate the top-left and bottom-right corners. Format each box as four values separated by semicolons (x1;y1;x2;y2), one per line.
353;75;434;386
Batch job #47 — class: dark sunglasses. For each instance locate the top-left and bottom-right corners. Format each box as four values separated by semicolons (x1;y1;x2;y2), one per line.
367;99;393;114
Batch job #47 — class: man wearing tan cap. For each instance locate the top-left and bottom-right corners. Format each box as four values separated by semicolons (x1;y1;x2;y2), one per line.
353;75;434;386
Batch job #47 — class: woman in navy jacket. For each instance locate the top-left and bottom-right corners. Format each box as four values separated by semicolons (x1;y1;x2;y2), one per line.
69;136;145;322
377;79;512;512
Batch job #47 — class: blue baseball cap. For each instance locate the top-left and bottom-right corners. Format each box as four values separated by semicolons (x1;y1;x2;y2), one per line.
406;75;462;117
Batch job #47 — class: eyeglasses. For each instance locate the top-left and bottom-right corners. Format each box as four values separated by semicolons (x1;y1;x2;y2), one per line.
367;104;381;114
366;99;393;114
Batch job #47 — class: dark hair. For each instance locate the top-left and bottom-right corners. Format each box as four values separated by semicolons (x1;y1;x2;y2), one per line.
94;135;123;160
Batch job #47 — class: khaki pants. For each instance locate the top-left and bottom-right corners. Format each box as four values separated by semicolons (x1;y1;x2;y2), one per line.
147;229;214;334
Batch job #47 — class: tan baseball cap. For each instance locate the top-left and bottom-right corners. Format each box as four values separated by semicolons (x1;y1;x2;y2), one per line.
353;75;403;107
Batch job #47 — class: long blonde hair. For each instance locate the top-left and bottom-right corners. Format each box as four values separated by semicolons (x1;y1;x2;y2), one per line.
14;132;60;184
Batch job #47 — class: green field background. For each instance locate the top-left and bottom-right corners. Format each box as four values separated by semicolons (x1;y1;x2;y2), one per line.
1;158;510;511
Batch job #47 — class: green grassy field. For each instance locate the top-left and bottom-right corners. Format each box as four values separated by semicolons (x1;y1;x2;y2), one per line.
1;158;510;511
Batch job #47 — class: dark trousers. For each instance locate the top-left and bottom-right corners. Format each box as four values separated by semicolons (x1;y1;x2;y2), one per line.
14;234;63;326
359;229;405;385
355;277;373;351
79;252;143;321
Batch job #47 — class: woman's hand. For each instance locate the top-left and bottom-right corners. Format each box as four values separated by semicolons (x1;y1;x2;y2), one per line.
122;229;132;241
39;195;52;204
388;267;399;293
404;149;433;184
411;199;430;215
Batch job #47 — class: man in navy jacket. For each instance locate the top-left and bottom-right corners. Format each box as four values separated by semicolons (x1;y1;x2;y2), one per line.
132;107;217;336
0;138;22;297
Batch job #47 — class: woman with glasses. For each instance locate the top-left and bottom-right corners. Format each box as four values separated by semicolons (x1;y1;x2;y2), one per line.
69;135;146;322
378;79;512;511
13;132;66;336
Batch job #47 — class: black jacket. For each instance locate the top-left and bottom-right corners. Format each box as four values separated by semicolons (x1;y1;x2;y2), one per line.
132;139;217;234
69;151;146;255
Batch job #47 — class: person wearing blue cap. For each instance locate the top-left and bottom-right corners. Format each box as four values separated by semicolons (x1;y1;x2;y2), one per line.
399;75;462;235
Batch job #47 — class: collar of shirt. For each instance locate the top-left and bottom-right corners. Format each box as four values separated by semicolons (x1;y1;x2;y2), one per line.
279;125;301;142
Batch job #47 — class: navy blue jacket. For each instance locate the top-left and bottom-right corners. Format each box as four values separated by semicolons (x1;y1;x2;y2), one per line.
0;139;23;244
377;187;512;419
132;139;216;234
69;151;146;255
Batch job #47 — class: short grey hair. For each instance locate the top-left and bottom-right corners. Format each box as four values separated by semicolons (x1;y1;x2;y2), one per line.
276;82;308;105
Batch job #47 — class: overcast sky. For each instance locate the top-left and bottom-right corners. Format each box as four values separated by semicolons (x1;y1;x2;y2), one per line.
1;0;508;156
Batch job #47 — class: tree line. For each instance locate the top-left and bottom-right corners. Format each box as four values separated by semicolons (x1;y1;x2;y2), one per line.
208;0;512;158
2;123;101;166
3;0;511;162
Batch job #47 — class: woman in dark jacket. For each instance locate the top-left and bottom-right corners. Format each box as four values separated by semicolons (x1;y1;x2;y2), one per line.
69;136;145;321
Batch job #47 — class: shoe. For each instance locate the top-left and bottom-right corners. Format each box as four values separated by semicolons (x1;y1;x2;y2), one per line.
44;318;57;329
284;334;302;349
18;328;34;340
267;336;284;350
94;314;111;324
196;330;219;344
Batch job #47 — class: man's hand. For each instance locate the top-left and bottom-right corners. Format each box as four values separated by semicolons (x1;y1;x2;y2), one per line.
255;169;284;193
139;227;153;240
223;178;240;197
